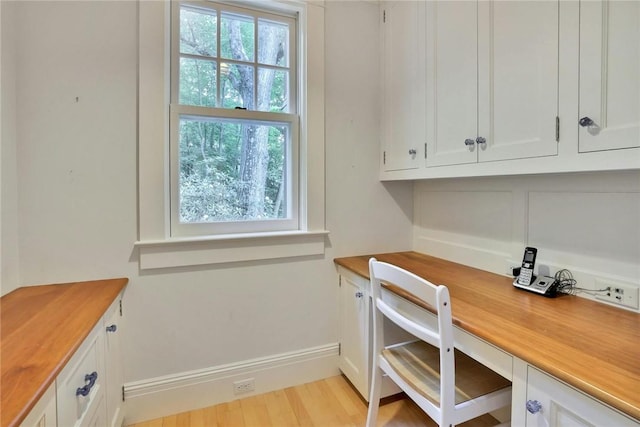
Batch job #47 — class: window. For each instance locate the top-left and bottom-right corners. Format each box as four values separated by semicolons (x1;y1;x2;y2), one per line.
137;0;326;268
171;2;298;236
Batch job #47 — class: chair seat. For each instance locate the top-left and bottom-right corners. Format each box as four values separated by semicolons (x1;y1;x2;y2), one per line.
382;341;511;406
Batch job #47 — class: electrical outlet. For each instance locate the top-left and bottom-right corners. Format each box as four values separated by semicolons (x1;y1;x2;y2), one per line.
594;279;639;310
233;378;255;395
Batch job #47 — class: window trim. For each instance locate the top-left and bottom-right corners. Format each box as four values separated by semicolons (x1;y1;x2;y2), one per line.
136;0;326;269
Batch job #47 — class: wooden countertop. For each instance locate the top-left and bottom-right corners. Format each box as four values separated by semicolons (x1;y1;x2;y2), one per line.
334;252;640;421
0;278;128;427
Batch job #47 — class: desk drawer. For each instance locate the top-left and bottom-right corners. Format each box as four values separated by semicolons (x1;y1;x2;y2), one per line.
56;321;105;427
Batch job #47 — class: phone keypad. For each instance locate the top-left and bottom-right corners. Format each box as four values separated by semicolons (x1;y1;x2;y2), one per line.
518;269;533;285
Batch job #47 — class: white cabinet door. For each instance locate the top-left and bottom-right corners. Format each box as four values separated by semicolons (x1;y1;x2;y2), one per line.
525;366;638;427
478;0;559;162
380;1;424;171
426;0;559;166
579;0;640;153
104;297;123;427
338;270;370;399
425;0;478;167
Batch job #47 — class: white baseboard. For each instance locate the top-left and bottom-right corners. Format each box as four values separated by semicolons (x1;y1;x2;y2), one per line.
123;343;340;424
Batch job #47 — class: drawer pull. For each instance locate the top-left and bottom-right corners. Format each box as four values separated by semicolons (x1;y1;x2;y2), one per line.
76;371;98;397
106;324;117;333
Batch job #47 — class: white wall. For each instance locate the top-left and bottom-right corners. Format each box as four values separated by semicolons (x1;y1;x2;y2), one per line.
413;170;640;311
1;0;19;295
2;0;413;421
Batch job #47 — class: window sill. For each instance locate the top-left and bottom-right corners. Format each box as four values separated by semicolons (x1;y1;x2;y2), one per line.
134;230;329;270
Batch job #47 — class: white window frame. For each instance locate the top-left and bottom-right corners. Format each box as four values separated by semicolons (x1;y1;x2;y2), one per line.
170;1;299;237
136;0;327;269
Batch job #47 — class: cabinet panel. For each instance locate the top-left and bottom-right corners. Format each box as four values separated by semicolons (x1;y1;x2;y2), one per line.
381;1;424;171
525;366;638;427
478;0;559;162
425;1;478;167
338;271;369;399
579;0;640;152
426;0;559;167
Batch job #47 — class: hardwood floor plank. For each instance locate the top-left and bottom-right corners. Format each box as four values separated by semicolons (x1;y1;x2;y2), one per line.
240;394;272;427
283;384;314;427
303;380;350;426
324;375;366;418
218;401;245;427
263;388;299;426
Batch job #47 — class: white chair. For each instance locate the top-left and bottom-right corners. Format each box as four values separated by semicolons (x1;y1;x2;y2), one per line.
366;258;512;427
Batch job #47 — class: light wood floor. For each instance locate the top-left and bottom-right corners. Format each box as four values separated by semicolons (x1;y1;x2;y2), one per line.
127;375;501;427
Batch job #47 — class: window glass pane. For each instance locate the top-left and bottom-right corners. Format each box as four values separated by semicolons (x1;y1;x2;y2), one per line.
180;7;217;56
258;19;289;67
178;117;289;223
220;63;255;109
179;58;217;107
258;68;289;113
220;12;255;62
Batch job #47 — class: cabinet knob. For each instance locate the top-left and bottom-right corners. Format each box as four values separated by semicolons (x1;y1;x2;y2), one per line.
526;399;542;414
476;136;486;145
408;149;417;156
464;138;475;146
106;324;117;333
579;116;595;127
355;291;364;298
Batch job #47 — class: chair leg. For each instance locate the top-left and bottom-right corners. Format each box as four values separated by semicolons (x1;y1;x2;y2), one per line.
366;366;383;427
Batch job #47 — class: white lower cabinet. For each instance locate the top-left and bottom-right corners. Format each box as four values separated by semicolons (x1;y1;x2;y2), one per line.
338;268;370;398
337;267;412;401
517;363;638;427
21;293;125;427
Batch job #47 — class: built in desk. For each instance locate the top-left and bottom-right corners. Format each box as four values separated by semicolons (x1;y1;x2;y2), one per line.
334;251;640;425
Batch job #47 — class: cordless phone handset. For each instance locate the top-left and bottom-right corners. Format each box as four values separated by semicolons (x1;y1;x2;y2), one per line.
517;247;537;286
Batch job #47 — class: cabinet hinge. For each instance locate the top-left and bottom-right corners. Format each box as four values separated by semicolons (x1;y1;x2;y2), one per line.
555;116;560;142
424;143;427;159
119;300;123;316
339;276;342;287
383;151;386;165
122;385;125;402
338;342;341;355
383;9;386;23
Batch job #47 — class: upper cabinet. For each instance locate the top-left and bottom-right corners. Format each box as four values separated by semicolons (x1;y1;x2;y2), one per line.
380;0;640;180
578;0;640;153
380;1;425;171
425;1;559;167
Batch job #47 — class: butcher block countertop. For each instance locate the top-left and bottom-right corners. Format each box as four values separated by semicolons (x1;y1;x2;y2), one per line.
0;278;128;427
334;251;640;421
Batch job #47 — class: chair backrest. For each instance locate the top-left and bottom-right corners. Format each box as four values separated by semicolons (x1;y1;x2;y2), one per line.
368;257;456;416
